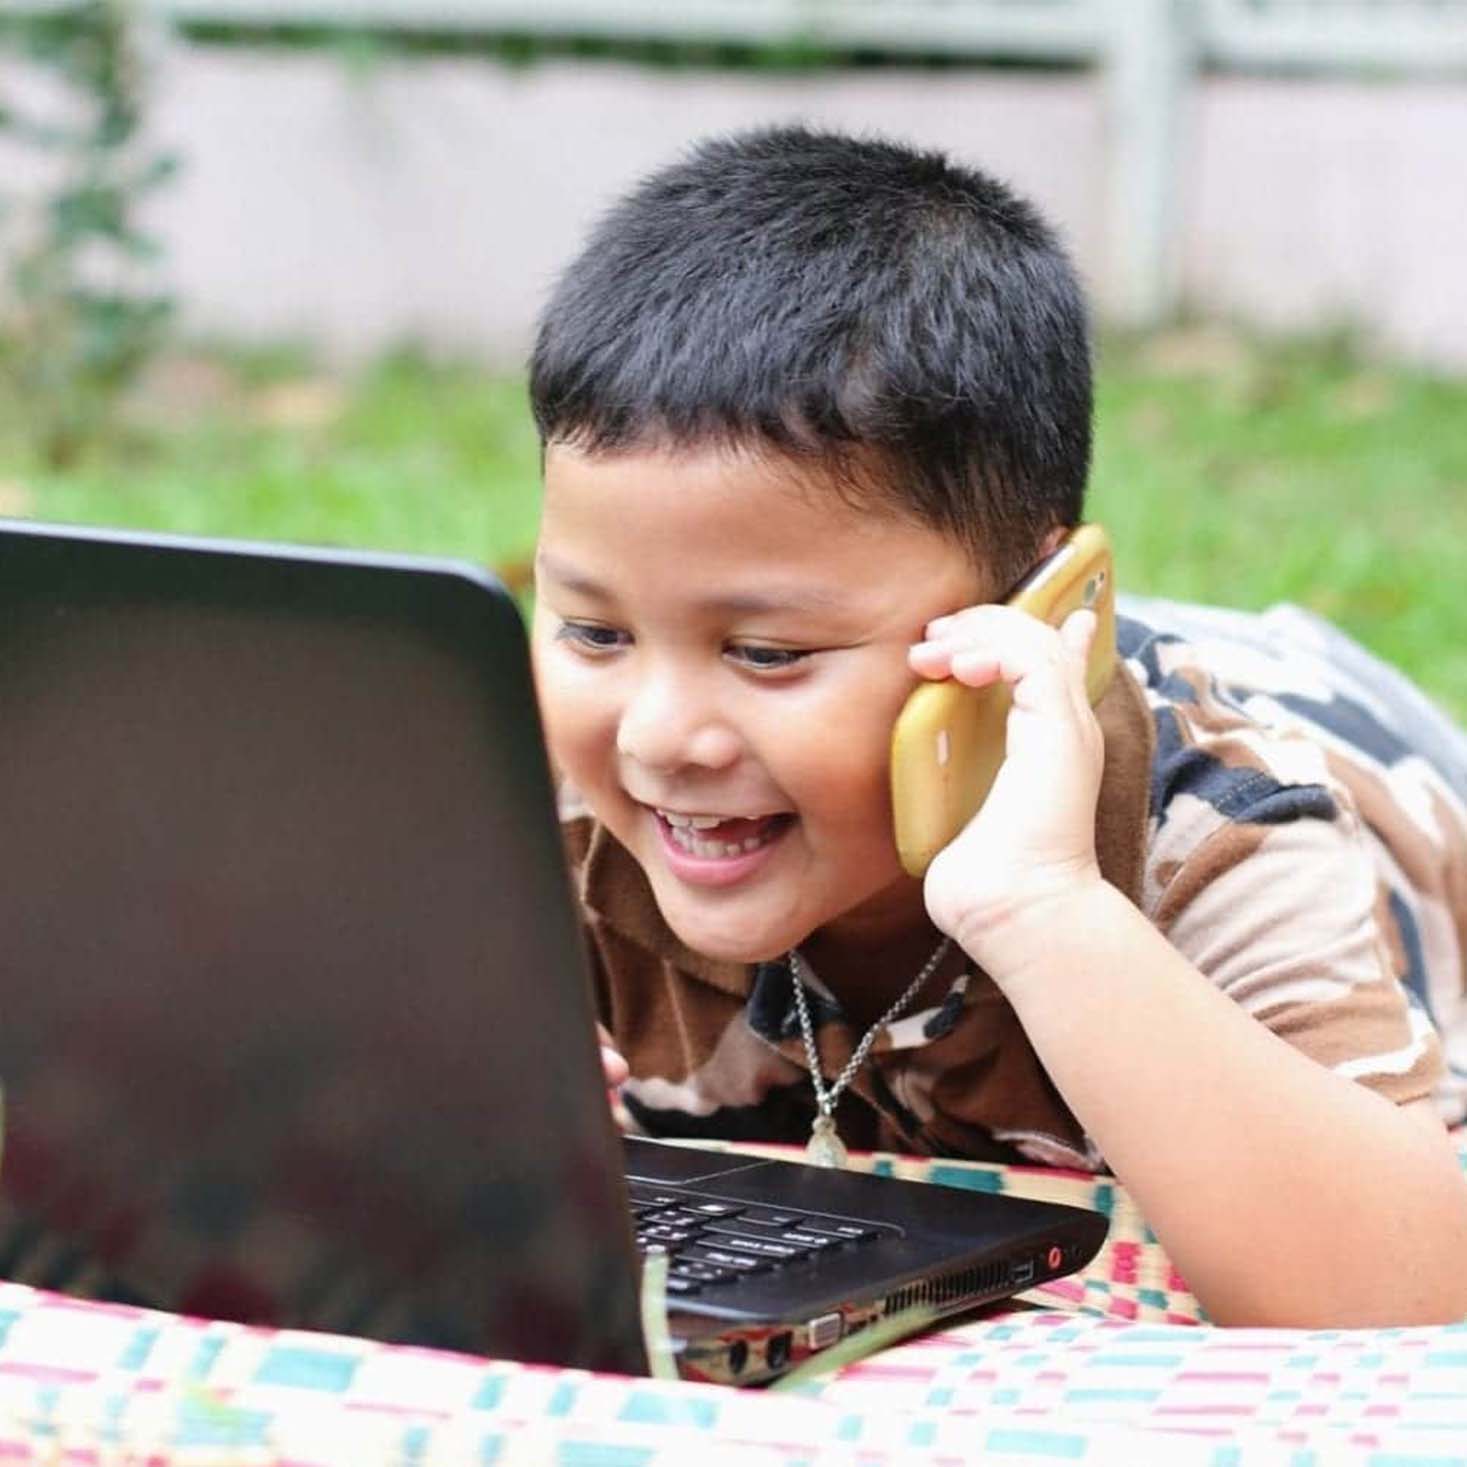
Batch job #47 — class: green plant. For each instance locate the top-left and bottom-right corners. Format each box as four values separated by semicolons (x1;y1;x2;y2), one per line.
0;0;176;466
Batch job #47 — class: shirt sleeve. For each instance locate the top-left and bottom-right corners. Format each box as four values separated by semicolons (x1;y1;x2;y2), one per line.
1143;730;1446;1108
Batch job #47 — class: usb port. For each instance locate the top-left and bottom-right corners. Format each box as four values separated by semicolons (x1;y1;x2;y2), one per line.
1012;1258;1036;1285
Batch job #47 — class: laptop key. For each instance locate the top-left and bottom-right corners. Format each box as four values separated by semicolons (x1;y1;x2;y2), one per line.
627;1189;681;1208
702;1217;785;1238
663;1276;702;1296
707;1234;807;1261
641;1225;698;1245
654;1209;709;1228
798;1221;878;1242
742;1209;807;1228
671;1262;731;1285
780;1230;841;1250
688;1202;744;1217
684;1247;770;1273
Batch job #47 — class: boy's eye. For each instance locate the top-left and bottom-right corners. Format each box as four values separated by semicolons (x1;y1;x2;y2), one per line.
726;643;812;672
555;620;630;654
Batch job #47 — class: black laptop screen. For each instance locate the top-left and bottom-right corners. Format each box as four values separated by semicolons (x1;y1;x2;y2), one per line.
0;525;646;1373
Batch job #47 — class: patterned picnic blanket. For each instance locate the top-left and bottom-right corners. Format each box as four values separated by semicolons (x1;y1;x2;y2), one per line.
0;1140;1463;1466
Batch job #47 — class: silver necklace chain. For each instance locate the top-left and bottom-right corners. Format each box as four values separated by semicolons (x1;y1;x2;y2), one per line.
788;935;952;1120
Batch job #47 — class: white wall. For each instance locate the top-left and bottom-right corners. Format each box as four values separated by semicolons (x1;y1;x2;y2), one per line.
139;51;1106;363
11;44;1466;369
1185;78;1467;368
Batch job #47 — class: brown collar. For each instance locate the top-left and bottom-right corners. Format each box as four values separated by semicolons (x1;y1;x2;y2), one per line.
565;660;1155;994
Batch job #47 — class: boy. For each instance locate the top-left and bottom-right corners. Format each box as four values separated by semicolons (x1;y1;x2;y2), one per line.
527;126;1467;1327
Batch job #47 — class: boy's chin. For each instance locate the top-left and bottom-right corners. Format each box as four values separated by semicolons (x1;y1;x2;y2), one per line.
661;912;797;966
649;888;807;966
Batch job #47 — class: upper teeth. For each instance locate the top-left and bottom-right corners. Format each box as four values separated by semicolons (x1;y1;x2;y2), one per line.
659;811;731;829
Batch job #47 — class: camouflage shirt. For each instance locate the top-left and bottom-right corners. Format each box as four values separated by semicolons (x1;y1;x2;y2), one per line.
563;600;1465;1171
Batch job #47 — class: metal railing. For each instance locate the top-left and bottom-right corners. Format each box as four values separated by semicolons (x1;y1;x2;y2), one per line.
1201;0;1467;72
13;0;1463;71
10;0;1467;69
6;0;1107;56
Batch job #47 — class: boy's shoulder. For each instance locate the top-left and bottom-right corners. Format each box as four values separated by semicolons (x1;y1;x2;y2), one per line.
1119;597;1467;1121
1116;597;1467;845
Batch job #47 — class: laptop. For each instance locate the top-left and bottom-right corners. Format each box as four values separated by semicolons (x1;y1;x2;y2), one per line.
0;520;1106;1385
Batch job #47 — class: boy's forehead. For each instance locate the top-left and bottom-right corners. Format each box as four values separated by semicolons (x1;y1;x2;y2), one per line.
536;553;870;624
540;441;998;599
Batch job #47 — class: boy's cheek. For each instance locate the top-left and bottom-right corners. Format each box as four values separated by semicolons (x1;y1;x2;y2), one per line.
781;667;913;817
535;689;603;781
526;618;558;709
527;662;608;790
529;629;596;724
789;727;902;844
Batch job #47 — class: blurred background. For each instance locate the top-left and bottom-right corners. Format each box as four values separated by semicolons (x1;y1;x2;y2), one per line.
1;0;1465;710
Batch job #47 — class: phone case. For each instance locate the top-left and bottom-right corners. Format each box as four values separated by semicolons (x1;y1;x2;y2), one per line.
890;524;1116;878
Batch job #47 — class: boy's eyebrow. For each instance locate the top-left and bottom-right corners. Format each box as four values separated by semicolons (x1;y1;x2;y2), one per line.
535;551;854;616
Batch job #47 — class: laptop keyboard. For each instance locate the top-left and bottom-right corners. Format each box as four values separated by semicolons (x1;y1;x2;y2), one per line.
628;1183;893;1296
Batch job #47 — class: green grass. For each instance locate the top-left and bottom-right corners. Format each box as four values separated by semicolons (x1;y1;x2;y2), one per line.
1089;331;1467;716
1;329;1464;715
0;349;545;569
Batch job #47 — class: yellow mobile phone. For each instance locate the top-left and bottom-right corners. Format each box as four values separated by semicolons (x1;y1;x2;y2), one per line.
890;524;1116;878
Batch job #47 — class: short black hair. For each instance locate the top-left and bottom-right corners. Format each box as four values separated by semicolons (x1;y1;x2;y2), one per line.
530;125;1091;588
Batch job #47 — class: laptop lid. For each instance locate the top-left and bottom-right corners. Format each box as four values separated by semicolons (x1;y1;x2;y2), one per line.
0;519;647;1374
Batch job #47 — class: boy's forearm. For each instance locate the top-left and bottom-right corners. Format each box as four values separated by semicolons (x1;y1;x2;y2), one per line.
982;880;1467;1328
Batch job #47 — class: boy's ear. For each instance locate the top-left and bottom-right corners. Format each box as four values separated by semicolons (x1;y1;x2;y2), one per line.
1036;523;1070;560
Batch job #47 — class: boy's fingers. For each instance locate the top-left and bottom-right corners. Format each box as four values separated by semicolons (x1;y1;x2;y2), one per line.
948;649;1003;687
596;1022;629;1087
907;640;954;676
918;606;1096;690
1059;606;1097;658
1058;608;1098;711
911;606;1009;675
926;606;1066;687
602;1047;629;1087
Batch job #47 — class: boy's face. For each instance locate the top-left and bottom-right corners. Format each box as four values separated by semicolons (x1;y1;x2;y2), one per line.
531;444;986;965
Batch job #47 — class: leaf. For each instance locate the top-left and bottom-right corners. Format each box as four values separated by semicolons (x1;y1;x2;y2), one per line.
1;0;174;459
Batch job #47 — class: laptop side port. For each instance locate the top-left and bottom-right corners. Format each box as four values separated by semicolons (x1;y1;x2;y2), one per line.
766;1332;793;1372
807;1311;843;1351
1011;1257;1037;1286
727;1339;749;1376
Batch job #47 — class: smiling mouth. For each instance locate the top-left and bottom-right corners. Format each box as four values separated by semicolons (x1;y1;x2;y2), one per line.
654;809;794;859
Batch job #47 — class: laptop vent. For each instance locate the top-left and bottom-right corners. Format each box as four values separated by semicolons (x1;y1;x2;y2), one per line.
883;1259;1010;1316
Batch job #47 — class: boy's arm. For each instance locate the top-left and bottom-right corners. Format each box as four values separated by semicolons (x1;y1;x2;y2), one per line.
984;878;1466;1327
911;608;1467;1328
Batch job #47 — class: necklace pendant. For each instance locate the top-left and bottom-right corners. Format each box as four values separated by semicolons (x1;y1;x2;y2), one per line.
805;1113;849;1170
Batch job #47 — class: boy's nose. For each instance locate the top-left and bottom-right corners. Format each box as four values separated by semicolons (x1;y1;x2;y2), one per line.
615;677;740;773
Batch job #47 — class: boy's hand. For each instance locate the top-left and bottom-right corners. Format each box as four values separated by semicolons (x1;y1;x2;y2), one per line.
597;1024;633;1134
907;605;1106;975
598;1022;629;1092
